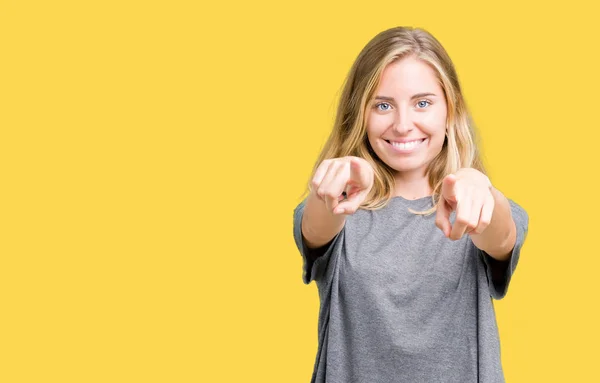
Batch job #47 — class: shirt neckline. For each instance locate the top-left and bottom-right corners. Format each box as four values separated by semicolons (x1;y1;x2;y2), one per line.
388;195;435;208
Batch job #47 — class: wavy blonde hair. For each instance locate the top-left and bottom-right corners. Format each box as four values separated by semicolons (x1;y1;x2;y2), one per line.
305;26;486;215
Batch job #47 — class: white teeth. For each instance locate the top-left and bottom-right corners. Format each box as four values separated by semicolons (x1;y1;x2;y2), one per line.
390;139;423;150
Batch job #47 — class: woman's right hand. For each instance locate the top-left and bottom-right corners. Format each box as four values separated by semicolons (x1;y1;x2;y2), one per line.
311;156;375;215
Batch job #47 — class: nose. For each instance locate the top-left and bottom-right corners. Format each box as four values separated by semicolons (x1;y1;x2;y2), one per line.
392;110;413;134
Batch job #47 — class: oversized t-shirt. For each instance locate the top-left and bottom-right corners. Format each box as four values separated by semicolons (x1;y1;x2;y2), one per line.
292;195;529;383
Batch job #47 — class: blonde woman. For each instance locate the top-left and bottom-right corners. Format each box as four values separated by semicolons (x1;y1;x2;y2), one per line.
292;26;529;382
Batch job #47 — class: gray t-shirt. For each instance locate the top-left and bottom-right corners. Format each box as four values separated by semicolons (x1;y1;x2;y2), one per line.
292;195;529;383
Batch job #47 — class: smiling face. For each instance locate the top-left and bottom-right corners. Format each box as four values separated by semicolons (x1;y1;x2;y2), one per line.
366;55;448;179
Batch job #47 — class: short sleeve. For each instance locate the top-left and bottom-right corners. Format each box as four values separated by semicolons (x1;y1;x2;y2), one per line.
479;199;529;300
293;198;345;285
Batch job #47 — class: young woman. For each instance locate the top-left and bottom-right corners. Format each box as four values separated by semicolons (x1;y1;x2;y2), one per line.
292;26;529;382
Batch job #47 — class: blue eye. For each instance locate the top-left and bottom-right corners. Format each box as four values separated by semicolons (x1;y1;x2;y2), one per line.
376;102;391;111
416;100;431;108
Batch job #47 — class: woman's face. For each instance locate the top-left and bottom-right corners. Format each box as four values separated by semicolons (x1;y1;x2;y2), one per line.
366;55;448;178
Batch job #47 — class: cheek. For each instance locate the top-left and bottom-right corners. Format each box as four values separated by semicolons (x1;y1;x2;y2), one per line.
367;114;393;135
419;110;447;135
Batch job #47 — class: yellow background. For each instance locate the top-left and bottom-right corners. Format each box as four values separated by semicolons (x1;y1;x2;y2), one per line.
1;0;598;381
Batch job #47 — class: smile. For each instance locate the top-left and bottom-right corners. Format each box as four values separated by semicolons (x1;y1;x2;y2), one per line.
384;138;427;153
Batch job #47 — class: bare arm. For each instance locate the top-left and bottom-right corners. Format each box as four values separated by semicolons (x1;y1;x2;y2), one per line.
470;186;517;261
301;190;347;249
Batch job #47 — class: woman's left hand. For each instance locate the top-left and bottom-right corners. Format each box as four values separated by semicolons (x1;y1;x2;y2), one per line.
435;168;494;240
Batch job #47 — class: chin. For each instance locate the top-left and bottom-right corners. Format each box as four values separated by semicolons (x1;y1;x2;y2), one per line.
384;158;428;174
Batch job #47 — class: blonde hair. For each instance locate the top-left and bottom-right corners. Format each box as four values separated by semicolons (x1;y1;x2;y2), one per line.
305;26;486;215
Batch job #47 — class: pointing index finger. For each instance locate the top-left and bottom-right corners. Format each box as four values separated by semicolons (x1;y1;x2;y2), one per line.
443;174;459;203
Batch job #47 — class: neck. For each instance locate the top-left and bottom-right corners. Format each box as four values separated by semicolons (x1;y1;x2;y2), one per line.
393;170;432;200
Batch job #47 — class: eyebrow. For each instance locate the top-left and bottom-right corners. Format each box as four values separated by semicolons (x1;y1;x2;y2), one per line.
374;93;437;101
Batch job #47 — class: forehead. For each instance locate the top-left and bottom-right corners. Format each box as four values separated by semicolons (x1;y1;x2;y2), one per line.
376;56;442;96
